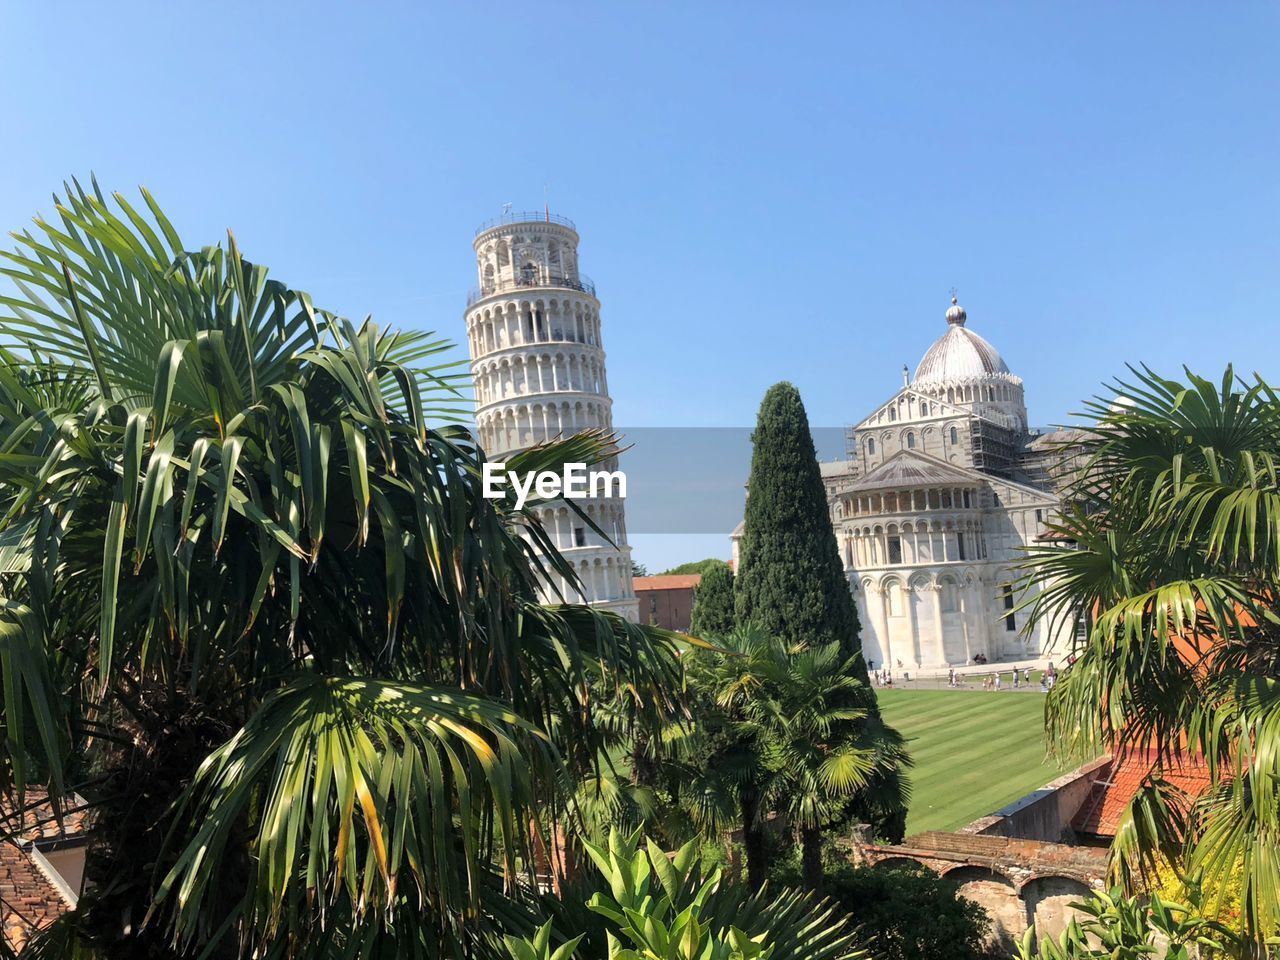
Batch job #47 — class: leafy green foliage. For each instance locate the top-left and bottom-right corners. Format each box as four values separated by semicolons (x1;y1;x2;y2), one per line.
660;559;731;578
690;562;735;639
0;180;684;958
1019;366;1280;947
771;861;988;960
740;635;908;889
649;626;908;889
503;921;583;960
1013;887;1241;960
508;830;867;960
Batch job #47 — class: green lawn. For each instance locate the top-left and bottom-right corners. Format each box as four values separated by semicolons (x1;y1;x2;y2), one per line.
876;688;1076;836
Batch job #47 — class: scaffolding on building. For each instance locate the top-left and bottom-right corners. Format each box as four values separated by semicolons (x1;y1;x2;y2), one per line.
970;418;1019;478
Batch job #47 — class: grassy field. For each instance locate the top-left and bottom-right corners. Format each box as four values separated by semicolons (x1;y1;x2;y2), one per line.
875;688;1075;836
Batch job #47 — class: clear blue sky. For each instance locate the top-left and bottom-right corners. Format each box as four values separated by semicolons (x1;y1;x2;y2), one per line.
2;3;1277;570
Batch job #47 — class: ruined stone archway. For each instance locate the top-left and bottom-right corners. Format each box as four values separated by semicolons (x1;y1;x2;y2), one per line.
943;865;1023;953
1020;875;1094;945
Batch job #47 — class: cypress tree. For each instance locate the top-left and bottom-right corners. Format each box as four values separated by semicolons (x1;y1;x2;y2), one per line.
689;562;735;639
733;382;909;844
734;382;868;677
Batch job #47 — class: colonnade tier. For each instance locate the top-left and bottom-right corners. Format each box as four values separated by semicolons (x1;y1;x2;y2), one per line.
909;378;1023;407
537;547;634;606
841;516;987;569
528;501;629;552
466;294;602;359
471;347;610;407
473;221;582;296
835;485;980;519
477;398;614;458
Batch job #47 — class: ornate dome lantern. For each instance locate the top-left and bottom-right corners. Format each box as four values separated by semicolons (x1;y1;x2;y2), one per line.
911;296;1027;432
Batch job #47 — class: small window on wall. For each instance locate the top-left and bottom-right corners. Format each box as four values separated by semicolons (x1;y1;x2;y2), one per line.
906;432;916;449
950;426;959;445
867;438;876;454
888;535;903;565
1002;583;1016;631
1035;509;1044;523
574;527;586;547
956;532;967;561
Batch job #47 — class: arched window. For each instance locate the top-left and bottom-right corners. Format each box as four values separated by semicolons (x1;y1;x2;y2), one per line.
521;262;539;285
920;401;928;416
949;426;959;445
906;432;916;449
887;581;903;616
867;437;876;454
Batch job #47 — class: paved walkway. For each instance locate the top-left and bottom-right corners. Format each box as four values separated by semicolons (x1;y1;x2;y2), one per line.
868;656;1065;693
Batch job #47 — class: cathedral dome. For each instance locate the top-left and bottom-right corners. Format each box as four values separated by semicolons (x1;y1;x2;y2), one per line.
913;297;1012;385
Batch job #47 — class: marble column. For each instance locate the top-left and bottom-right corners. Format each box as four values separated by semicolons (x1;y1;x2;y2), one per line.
930;581;946;667
905;585;922;668
871;585;893;670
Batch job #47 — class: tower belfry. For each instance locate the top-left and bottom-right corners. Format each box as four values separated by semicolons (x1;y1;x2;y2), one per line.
464;210;639;621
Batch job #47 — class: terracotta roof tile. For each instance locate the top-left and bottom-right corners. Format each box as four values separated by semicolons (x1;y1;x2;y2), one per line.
1073;751;1213;837
633;575;701;591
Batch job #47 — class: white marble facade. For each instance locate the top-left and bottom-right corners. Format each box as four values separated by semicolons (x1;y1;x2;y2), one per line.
465;213;639;621
734;297;1077;669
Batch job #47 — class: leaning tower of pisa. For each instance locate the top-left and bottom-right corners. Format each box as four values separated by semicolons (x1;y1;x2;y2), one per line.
465;211;639;621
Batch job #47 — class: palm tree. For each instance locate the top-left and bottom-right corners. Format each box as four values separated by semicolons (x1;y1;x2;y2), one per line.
0;180;685;958
1019;365;1280;950
747;640;908;892
675;625;908;891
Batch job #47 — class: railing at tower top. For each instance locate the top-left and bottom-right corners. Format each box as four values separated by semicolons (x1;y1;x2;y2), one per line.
474;211;577;235
467;274;596;307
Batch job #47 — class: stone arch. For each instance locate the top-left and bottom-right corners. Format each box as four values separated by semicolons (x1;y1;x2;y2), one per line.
882;576;904;618
1020;876;1093;945
943;866;1023;952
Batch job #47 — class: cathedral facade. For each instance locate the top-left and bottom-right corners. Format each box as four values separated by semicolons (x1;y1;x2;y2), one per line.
732;297;1078;670
829;297;1078;670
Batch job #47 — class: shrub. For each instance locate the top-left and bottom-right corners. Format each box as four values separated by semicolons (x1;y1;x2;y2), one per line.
775;861;989;960
517;830;869;960
1013;887;1244;960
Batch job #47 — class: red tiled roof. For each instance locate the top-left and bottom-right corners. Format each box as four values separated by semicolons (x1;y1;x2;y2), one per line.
633;575;701;591
0;841;71;949
1073;751;1213;838
1;793;90;951
2;794;90;844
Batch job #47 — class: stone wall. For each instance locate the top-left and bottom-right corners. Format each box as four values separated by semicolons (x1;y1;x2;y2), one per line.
964;757;1112;844
854;829;1107;953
